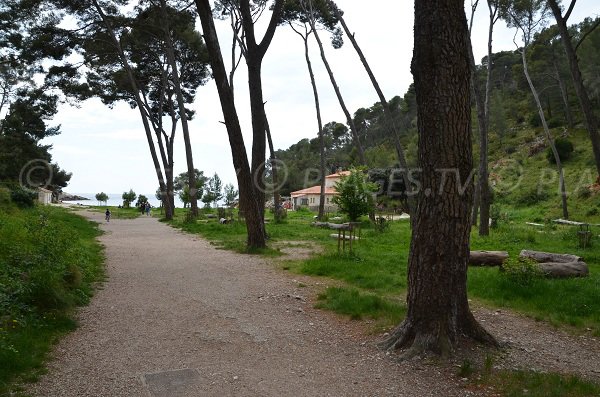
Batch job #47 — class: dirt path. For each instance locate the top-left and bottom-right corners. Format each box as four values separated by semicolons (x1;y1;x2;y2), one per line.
28;212;481;397
28;211;600;396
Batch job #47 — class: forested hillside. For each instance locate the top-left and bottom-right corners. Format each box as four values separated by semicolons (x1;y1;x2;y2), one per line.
275;16;600;221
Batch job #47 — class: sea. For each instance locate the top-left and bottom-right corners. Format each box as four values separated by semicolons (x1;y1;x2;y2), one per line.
64;193;185;208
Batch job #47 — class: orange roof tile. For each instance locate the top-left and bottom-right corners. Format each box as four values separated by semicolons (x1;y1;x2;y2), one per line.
325;170;351;178
290;186;337;197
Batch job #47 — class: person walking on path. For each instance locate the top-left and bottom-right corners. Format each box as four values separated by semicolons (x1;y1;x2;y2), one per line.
145;202;151;216
105;208;111;222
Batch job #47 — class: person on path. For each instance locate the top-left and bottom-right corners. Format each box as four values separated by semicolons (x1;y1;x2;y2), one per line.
105;208;111;222
145;202;151;216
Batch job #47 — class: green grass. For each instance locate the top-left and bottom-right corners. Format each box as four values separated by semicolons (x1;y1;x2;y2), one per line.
88;205;142;219
484;370;600;397
316;287;405;327
0;204;105;394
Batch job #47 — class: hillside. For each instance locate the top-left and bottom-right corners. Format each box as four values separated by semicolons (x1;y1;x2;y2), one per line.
274;17;600;223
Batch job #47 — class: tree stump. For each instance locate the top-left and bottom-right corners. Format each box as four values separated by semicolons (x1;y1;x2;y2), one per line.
469;251;509;266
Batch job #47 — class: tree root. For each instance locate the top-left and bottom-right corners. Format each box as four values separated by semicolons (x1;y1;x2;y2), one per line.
379;315;499;360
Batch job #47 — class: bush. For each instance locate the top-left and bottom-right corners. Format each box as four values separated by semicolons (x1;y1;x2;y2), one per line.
332;168;378;222
501;257;543;286
576;186;592;199
0;188;11;206
547;138;574;164
516;187;549;206
9;187;36;208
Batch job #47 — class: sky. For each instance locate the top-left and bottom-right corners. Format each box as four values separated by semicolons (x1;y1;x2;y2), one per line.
41;0;599;196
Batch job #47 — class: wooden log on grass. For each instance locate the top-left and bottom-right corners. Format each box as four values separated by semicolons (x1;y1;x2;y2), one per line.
520;250;582;264
537;261;589;278
469;250;509;266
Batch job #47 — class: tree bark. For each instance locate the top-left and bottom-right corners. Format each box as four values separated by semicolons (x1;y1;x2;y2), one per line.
547;0;600;178
381;0;496;357
329;1;415;215
195;0;266;248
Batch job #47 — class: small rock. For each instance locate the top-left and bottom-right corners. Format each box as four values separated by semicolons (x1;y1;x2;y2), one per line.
233;376;239;381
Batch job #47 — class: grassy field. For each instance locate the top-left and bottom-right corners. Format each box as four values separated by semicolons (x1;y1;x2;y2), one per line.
0;205;105;395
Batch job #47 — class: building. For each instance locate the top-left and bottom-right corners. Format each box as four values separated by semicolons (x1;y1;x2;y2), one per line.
38;187;52;205
290;171;351;211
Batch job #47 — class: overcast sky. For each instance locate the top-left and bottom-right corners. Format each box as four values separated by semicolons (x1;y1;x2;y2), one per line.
41;0;599;195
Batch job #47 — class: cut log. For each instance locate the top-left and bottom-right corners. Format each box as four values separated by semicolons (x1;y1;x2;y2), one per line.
520;250;582;263
538;261;589;278
469;250;509;266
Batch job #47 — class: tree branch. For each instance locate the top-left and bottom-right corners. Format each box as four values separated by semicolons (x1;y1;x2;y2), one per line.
564;0;576;22
575;17;600;52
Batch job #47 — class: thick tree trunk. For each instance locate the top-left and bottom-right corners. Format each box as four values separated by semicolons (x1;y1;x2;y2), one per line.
307;17;366;166
196;0;266;248
521;47;569;219
547;0;600;178
329;1;415;215
381;0;496;357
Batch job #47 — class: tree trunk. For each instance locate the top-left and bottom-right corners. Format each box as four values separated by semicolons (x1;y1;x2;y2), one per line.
381;0;496;357
329;1;415;215
471;180;480;227
538;262;589;278
239;0;284;230
307;15;366;166
91;0;169;218
469;250;509;266
521;45;569;219
547;0;600;178
195;0;266;249
264;111;281;219
519;249;582;263
160;0;198;217
294;27;327;220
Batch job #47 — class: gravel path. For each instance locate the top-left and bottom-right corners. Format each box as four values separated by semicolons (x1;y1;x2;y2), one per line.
28;211;600;396
28;212;481;397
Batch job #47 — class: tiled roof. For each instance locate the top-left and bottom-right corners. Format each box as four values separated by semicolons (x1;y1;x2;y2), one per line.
291;186;337;197
325;170;351;178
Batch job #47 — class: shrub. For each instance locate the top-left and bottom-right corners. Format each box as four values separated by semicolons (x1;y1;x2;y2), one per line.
547;138;574;164
576;186;592;199
0;187;11;206
501;257;543;286
10;187;36;208
516;187;549;206
332;168;378;222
